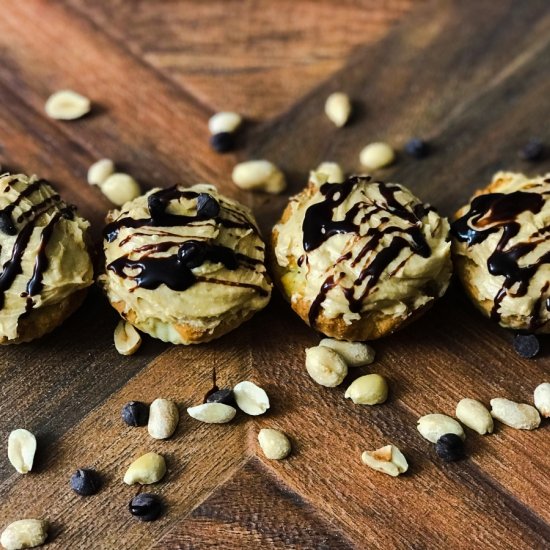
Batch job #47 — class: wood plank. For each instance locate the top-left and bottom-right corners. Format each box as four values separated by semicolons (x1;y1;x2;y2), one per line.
0;287;167;485
63;0;421;118
156;460;354;549
247;0;550;230
0;0;234;208
0;332;252;547
247;297;550;548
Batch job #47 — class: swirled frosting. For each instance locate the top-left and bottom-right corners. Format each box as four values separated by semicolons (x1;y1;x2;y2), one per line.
273;176;452;328
100;183;271;343
0;173;93;340
452;171;550;331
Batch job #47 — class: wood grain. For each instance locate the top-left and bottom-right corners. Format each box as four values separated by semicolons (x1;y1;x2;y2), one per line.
64;0;419;119
0;0;549;548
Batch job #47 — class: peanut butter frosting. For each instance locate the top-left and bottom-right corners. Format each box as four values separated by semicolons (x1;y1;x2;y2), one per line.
0;173;93;340
273;176;452;329
100;184;272;344
452;171;550;331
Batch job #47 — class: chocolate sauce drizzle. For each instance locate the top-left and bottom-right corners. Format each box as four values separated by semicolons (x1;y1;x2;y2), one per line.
452;190;550;329
302;177;433;328
106;186;267;296
104;186;257;243
0;177;71;313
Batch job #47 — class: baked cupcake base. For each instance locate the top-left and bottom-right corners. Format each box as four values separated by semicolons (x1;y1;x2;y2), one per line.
111;299;259;345
0;288;88;344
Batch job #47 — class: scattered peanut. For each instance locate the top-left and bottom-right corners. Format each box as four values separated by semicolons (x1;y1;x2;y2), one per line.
187;403;237;423
305;346;348;387
0;519;48;550
232;160;286;194
314;162;345;184
345;374;388;405
113;320;142;356
258;429;291;460
123;452;166;485
324;92;352;127
44;90;91;120
361;444;408;477
417;414;465;443
148;398;179;439
455;398;493;435
100;173;141;206
319;338;375;367
359;142;395;170
233;381;270;416
490;398;541;430
7;429;36;474
208;111;242;135
87;158;114;186
534;382;550;418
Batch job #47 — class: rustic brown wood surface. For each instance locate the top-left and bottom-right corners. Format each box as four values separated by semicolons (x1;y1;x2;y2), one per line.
0;0;549;548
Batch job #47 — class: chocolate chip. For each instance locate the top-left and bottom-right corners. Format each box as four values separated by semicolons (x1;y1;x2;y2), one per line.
518;139;544;161
513;333;540;359
121;401;149;427
178;240;207;269
206;388;235;406
129;493;163;521
405;138;430;158
196;193;220;219
70;468;101;496
0;211;17;235
210;132;235;153
435;433;465;462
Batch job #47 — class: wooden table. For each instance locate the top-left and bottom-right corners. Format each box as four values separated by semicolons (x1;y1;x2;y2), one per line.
0;1;549;548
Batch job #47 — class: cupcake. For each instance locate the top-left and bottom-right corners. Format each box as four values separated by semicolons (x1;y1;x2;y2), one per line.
0;173;93;343
271;175;452;340
100;183;272;344
452;171;550;332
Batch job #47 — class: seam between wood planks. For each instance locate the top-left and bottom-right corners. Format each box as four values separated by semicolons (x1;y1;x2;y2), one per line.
245;0;550;163
248;457;358;549
427;22;550;139
389;400;550;543
57;0;216;119
462;460;550;543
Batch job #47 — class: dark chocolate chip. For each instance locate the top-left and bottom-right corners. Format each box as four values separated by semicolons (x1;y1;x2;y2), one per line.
405;138;430;158
129;493;163;521
178;240;208;269
206;388;235;406
70;468;101;496
435;433;465;462
513;333;540;359
210;132;235;153
196;193;220;219
0;211;17;235
121;401;149;427
518;139;544;161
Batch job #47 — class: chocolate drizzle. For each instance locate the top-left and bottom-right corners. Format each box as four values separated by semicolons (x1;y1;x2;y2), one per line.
105;186;266;296
0;179;47;235
452;190;550;328
0;177;70;313
302;177;434;328
104;186;256;243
